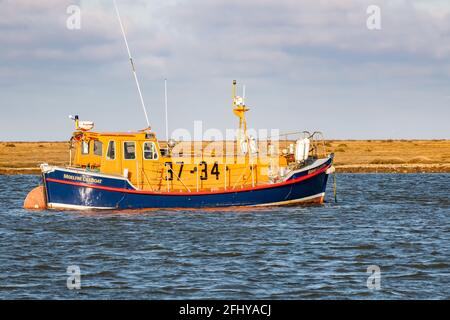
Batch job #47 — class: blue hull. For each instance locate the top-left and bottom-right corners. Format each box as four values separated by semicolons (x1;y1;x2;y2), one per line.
42;157;333;210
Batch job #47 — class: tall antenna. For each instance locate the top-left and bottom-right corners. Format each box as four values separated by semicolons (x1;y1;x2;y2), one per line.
164;78;169;141
113;0;150;128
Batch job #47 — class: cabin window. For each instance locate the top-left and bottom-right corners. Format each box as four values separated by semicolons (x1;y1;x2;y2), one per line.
81;141;90;155
106;141;116;160
93;141;103;156
123;142;136;160
143;142;158;160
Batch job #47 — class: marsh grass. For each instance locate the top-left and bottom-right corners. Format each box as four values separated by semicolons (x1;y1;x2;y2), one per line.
1;140;450;174
370;158;406;164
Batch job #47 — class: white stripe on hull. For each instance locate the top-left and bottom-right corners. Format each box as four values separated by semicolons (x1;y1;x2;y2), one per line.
47;203;116;210
47;193;326;210
252;192;325;207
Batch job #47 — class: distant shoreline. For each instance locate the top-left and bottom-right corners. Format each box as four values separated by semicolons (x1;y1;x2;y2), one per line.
1;140;450;174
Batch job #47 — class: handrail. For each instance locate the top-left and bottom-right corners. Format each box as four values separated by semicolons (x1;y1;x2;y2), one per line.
267;130;311;139
168;167;191;192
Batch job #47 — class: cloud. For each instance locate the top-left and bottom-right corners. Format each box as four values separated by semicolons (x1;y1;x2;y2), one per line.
162;0;450;77
2;0;450;84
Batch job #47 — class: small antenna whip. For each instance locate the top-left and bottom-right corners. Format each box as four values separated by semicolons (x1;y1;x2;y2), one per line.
164;78;169;141
113;0;150;128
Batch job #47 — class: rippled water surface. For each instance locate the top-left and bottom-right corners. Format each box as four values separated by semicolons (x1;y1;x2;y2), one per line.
0;174;449;299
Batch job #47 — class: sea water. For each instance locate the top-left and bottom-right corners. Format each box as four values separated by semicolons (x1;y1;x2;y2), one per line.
0;174;449;299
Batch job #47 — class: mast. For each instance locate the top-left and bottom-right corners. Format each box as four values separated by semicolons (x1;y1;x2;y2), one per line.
113;0;150;128
232;80;249;141
164;78;169;141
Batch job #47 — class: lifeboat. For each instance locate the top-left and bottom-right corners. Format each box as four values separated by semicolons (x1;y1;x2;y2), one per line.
24;81;334;210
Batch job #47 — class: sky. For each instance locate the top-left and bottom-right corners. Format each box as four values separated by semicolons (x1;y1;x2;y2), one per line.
0;0;449;141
